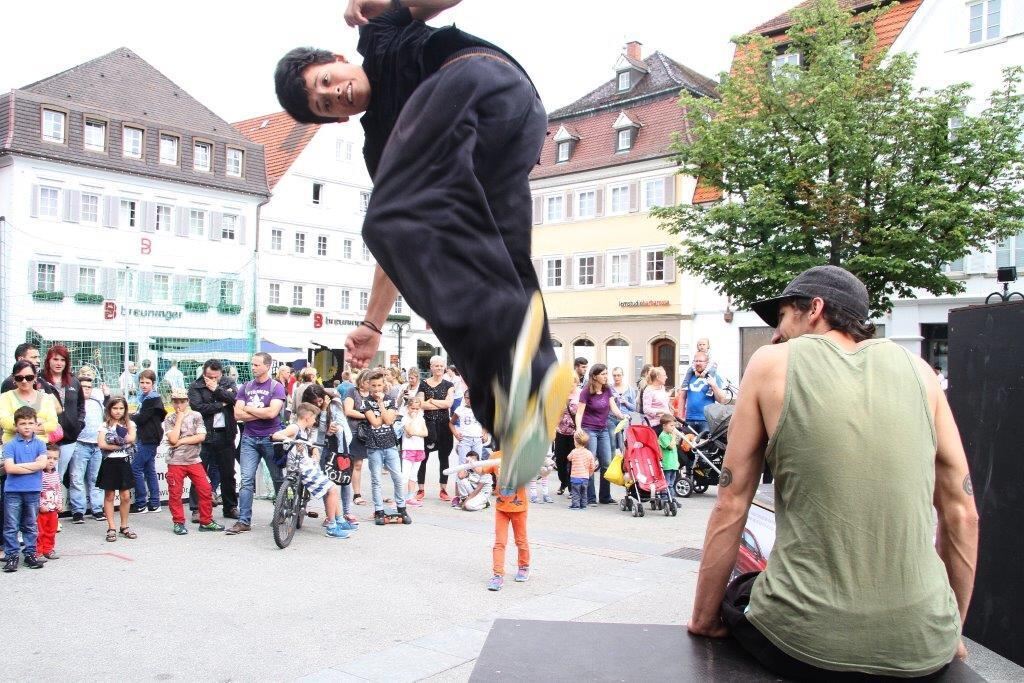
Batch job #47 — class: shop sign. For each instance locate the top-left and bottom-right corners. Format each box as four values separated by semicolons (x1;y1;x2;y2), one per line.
313;312;361;329
102;301;183;321
618;299;670;308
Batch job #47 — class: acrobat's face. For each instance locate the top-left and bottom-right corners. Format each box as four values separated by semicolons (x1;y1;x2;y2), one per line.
303;55;371;121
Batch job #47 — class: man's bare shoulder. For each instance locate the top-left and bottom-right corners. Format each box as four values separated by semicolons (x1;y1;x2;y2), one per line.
746;342;789;383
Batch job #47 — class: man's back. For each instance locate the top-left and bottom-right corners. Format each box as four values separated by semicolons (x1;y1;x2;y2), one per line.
747;335;959;677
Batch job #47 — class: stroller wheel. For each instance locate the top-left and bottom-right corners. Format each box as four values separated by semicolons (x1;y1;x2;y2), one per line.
670;501;678;517
649;499;658;511
630;505;638;518
637;504;645;518
619;499;627;511
694;483;709;494
675;475;694;498
663;502;671;516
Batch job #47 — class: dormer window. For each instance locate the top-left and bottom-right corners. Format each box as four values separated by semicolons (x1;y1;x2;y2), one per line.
613;51;649;94
552;125;580;164
612;111;640;153
617;71;631;92
617;129;633;151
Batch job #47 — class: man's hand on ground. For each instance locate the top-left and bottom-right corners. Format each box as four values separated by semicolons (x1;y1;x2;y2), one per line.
345;326;381;369
686;618;729;638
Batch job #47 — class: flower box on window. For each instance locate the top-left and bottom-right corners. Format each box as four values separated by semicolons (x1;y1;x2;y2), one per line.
386;314;411;323
184;301;210;313
32;290;65;302
73;292;104;305
266;304;289;314
289;306;312;316
217;303;242;315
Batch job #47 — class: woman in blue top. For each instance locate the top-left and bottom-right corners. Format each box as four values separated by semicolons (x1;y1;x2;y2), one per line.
574;364;625;505
607;367;636;454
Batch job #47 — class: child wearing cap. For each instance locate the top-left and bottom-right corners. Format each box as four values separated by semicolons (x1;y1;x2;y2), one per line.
162;388;223;535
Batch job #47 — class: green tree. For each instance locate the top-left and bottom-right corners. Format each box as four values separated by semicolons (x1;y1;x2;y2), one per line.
654;0;1024;313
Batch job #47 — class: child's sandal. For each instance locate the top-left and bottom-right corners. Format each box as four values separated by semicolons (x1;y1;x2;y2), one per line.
105;528;117;542
119;527;138;539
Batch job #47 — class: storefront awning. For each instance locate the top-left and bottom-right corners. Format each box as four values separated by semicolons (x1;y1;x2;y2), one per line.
29;326;131;344
162;338;304;363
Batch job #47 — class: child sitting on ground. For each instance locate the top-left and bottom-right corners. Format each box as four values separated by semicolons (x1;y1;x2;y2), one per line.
453;451;491;511
529;453;555;504
273;402;350;539
658;413;680;495
37;444;62;560
3;406;48;572
567;431;597;510
401;396;428;508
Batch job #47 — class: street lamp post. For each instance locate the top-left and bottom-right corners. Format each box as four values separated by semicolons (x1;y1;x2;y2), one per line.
390;321;412;367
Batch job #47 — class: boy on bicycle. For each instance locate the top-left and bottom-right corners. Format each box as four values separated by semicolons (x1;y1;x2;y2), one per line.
272;402;350;539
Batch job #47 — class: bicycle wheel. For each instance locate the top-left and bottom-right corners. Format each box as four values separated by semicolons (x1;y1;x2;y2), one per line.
295;487;308;530
272;479;300;549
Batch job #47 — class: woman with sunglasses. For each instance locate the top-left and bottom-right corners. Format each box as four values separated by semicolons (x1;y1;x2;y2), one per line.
1;361;60;446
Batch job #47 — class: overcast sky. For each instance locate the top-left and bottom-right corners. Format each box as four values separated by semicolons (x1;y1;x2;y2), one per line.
1;0;796;123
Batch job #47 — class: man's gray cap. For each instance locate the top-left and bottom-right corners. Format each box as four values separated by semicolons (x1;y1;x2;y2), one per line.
751;265;870;328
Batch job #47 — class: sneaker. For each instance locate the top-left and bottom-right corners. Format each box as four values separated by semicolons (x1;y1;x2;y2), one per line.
543;494;554;503
406;497;423;507
3;556;18;573
72;513;84;524
132;505;148;514
224;522;251;535
450;496;461;508
198;521;225;532
514;566;531;583
148;505;161;513
42;551;60;560
569;504;579;509
530;495;538;503
35;554;48;563
374;511;386;526
223;507;240;520
398;507;412;525
172;523;188;536
343;514;359;526
213;493;222;507
588;501;597;506
191;511;200;524
439;489;450;501
334;518;358;532
325;523;350;539
92;512;105;521
415;489;425;501
23;554;45;569
600;498;617;505
487;575;504;591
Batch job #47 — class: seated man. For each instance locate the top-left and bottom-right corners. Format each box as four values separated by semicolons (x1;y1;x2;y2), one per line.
688;266;978;679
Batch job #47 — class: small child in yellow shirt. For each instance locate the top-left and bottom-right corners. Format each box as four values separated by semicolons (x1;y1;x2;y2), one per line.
566;431;597;510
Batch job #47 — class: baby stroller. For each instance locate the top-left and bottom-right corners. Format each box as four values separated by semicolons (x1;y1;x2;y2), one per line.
619;424;678;518
675;402;733;497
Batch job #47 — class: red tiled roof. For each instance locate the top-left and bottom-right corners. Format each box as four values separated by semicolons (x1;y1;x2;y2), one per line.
692;181;723;204
753;0;889;35
233;111;319;189
531;95;689;180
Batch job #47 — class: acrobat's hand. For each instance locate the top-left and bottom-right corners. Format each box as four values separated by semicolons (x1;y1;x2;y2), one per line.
345;324;381;369
344;0;390;27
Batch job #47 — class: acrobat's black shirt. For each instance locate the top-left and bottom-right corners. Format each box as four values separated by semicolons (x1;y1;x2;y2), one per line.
356;8;527;179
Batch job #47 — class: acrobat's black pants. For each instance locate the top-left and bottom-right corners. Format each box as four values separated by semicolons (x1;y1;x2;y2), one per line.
362;49;555;435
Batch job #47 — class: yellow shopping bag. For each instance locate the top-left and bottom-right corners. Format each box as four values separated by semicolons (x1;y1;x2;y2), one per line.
604;450;626;487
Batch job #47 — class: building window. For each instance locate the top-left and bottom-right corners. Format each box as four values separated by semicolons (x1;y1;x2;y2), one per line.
343;238;353;259
226;148;244;177
292;285;303;306
295;232;306;254
609;253;629;286
644;250;665;282
36;263;57;292
84;119;106;151
544;258;562;288
80;193;99;223
186;276;203;301
362;242;371;261
158;134;179;165
359;291;369;311
556;141;571;163
120;199;138;229
359;191;370;212
969;0;1001;43
336;139;353;161
577;190;596;218
394;295;404;315
317;235;328;257
576;255;595;287
996;231;1024;269
642;178;665;210
312;182;324;205
219;280;235;305
341;289;351;310
153;273;170;302
189;209;206;237
772;52;802;77
610;185;629;214
155;204;172;232
271;228;282;251
117;270;136;299
617;71;630;91
315;287;326;308
193;141;212;172
42;109;66;143
221;214;237;240
616;129;633;152
269;283;280;305
123;126;143;159
546;195;564;222
38;187;60;218
78;267;97;294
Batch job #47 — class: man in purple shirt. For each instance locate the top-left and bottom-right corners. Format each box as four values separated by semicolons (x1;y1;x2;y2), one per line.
227;352;286;535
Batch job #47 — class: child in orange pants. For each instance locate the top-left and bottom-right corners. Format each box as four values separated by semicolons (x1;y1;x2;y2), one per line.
486;454;531;591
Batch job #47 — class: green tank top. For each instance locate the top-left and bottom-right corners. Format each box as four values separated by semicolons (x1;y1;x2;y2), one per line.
746;335;959;677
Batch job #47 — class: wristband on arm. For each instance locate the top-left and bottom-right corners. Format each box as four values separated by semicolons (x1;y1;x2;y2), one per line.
359;320;382;335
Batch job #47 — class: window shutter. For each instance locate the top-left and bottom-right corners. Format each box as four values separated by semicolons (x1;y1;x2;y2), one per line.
594;254;605;287
104;196;119;228
564;256;574;290
595;188;605;217
664;176;675;206
237;215;247;245
100;268;117;299
565;192;573;219
175;207;189;236
171;275;186;304
532;196;543;225
140;201;154;232
209;212;223;241
63;190;77;222
628;251;641;286
628;182;639;212
206;278;221;305
28;261;38;292
61;264;77;295
30;185;39;217
137;272;154;303
664;253;677;283
532;258;543;286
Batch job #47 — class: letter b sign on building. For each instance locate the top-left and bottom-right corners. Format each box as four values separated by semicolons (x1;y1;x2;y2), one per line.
313;312;324;329
104;301;118;320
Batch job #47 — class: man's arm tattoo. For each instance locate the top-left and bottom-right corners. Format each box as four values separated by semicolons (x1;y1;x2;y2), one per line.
720;466;733;487
962;474;973;496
